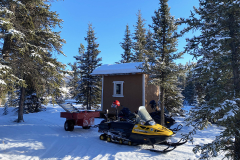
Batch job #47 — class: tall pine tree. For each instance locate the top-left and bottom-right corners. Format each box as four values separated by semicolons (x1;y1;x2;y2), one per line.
68;43;85;100
0;0;66;122
0;0;26;104
181;0;240;159
140;0;185;126
145;29;155;62
68;62;80;99
76;24;102;110
132;10;147;62
182;67;196;105
119;24;133;63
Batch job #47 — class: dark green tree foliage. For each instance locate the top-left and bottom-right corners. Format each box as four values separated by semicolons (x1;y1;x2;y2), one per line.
140;0;185;126
0;58;19;103
120;24;133;63
0;1;25;101
182;68;196;105
76;24;102;110
68;44;85;99
132;10;147;62
0;0;66;122
68;62;81;99
163;63;186;113
145;29;155;62
180;0;240;159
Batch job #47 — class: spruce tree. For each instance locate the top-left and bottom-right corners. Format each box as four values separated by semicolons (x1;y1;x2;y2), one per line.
132;10;147;62
182;66;196;105
140;0;185;126
180;0;240;159
119;24;133;63
68;62;81;99
69;43;85;100
0;0;66;122
0;1;26;102
76;24;102;110
145;29;155;62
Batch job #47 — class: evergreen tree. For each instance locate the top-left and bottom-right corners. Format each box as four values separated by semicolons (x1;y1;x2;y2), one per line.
140;0;185;126
145;29;155;62
68;62;80;99
0;1;26;103
0;0;66;122
76;24;102;110
182;65;196;105
180;0;240;159
132;10;147;62
119;24;133;63
69;43;85;100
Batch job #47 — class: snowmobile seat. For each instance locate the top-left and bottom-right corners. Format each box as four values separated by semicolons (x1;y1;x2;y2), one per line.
118;107;136;121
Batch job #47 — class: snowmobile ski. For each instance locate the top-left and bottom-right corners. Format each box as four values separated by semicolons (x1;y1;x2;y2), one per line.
148;138;187;153
159;138;187;146
149;144;177;153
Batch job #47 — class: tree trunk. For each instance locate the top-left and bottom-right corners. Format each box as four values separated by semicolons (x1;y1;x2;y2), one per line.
18;87;25;122
229;12;240;159
86;83;90;110
160;86;165;126
235;134;240;160
89;85;92;110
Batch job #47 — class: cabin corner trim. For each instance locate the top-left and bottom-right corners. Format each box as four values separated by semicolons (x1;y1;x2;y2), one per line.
142;74;145;106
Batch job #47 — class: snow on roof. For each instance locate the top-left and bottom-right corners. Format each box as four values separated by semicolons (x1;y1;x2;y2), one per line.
91;62;143;75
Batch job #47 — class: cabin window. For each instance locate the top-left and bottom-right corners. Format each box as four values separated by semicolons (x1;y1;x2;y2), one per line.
113;81;124;97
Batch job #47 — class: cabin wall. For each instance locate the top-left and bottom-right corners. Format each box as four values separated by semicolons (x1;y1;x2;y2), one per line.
102;74;143;115
144;74;160;113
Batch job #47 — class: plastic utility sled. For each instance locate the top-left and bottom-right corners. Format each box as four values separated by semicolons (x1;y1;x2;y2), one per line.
59;103;100;131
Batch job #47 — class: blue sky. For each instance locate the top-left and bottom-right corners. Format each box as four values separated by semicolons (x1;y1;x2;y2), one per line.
50;0;199;70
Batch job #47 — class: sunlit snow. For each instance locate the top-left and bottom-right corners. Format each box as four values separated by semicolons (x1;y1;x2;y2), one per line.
0;103;226;160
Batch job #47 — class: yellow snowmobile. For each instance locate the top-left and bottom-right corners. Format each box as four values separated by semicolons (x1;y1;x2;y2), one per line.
98;106;186;153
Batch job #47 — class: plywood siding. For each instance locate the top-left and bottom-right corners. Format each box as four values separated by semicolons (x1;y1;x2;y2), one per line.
145;74;160;113
102;74;143;114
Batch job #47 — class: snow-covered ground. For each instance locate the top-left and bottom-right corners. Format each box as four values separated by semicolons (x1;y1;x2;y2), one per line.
0;104;226;160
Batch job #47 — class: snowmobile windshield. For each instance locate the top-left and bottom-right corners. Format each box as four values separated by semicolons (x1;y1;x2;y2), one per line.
137;106;155;126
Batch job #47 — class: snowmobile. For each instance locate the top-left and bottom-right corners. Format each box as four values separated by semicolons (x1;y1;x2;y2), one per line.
98;100;187;153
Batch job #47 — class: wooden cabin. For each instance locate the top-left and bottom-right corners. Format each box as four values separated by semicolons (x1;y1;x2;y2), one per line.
91;62;159;116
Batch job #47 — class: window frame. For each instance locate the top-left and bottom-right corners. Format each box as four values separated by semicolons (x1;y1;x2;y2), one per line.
112;81;124;97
